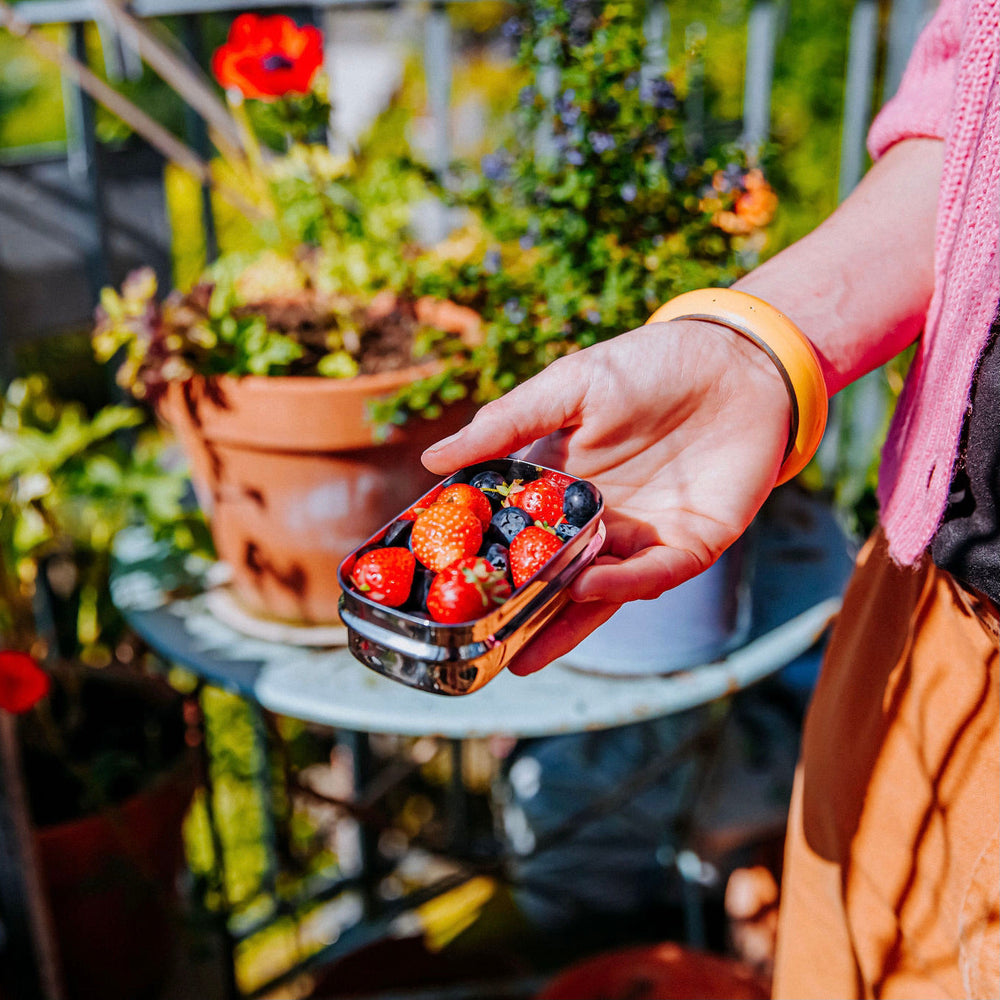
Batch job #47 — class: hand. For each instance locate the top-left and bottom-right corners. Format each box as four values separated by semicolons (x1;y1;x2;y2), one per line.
422;318;791;674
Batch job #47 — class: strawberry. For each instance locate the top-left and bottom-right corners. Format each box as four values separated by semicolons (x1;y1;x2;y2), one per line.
350;547;416;606
398;483;445;522
437;482;493;529
509;478;566;526
509;525;564;588
410;502;484;573
544;471;575;489
426;556;512;624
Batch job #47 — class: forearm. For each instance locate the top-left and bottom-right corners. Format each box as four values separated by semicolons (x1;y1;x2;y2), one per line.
735;137;943;396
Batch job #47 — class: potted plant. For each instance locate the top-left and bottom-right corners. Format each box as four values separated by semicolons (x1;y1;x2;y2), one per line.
0;375;202;999
92;12;487;626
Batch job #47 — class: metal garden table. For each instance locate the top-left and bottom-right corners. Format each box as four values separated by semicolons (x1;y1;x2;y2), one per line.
109;483;855;997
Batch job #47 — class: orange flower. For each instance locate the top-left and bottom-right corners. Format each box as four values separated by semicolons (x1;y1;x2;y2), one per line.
712;168;778;235
212;13;323;102
0;651;50;714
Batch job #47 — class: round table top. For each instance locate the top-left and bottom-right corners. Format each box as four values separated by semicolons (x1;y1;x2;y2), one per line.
111;486;855;739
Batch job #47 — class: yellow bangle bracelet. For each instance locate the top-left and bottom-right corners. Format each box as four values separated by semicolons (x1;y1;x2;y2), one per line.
648;288;829;486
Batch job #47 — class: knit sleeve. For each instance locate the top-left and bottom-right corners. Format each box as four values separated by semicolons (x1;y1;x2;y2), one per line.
867;0;964;159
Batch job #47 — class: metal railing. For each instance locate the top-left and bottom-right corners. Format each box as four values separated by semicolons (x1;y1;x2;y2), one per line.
0;1;935;349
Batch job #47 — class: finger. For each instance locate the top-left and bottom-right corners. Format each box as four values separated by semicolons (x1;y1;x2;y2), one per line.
569;544;709;603
421;360;582;475
506;599;621;676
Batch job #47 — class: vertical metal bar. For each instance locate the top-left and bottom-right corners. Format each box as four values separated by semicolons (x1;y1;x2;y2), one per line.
884;0;932;101
446;739;468;855
246;703;282;902
180;14;218;264
683;22;707;158
422;1;452;243
345;729;379;919
818;0;882;486
642;0;669;76
837;0;879;202
741;0;778;157
67;21;111;298
423;1;452;178
320;3;340;150
193;684;241;1000
0;714;65;1000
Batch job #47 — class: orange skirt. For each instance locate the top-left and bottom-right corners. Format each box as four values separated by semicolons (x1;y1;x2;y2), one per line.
773;529;999;999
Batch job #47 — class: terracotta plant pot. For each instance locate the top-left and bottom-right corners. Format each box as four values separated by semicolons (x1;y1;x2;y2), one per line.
159;365;475;624
35;757;195;1000
24;666;195;1000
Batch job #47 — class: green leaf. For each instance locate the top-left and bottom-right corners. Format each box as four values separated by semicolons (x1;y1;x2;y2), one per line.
316;352;360;379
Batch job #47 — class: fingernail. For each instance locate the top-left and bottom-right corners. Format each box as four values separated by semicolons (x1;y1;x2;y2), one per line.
424;431;459;455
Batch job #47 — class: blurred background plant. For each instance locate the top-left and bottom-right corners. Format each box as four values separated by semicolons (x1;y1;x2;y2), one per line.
0;374;208;662
383;0;778;421
90;11;483;426
3;1;895;533
0;373;208;819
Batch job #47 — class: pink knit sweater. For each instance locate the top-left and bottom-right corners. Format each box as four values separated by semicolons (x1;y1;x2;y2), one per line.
866;0;999;566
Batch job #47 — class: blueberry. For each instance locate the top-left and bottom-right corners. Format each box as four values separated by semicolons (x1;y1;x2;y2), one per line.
506;461;540;484
489;506;533;546
383;518;413;548
470;470;508;512
555;522;581;542
563;480;601;527
403;564;434;616
484;542;511;578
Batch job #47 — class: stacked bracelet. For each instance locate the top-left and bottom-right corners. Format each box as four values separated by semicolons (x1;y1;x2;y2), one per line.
647;288;829;486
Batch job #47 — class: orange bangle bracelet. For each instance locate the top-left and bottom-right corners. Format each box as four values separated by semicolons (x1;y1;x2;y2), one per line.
648;288;828;486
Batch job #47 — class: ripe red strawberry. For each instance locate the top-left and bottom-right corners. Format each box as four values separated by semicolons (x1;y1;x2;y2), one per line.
410;502;484;572
509;525;563;588
398;483;445;521
437;483;493;529
426;556;512;624
350;547;415;606
544;471;575;489
508;478;566;526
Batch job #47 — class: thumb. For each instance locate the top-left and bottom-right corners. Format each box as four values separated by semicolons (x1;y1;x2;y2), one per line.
422;361;582;475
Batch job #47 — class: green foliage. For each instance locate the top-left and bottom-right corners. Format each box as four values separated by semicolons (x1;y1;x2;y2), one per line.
0;374;203;823
381;0;778;417
0;26;67;150
96;114;471;409
0;374;210;660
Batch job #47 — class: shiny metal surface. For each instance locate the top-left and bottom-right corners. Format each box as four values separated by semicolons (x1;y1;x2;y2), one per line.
337;459;606;695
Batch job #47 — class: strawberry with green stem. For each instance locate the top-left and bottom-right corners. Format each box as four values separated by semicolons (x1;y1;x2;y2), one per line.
426;556;512;624
505;478;566;526
509;525;564;588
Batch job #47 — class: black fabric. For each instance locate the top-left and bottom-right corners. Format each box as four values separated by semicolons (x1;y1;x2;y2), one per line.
930;304;1000;606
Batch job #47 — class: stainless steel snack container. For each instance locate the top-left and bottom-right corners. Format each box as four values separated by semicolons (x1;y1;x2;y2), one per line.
337;458;605;696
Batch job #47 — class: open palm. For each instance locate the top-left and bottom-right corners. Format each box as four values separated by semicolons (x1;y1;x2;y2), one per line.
422;319;791;674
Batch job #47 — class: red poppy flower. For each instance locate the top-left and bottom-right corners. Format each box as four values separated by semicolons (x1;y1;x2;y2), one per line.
212;14;324;101
0;651;50;714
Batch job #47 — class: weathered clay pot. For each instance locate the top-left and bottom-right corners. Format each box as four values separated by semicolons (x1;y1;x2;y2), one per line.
35;761;194;1000
27;666;194;1000
159;365;475;625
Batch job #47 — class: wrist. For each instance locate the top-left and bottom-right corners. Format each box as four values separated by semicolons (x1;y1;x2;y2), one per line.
648;288;829;485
